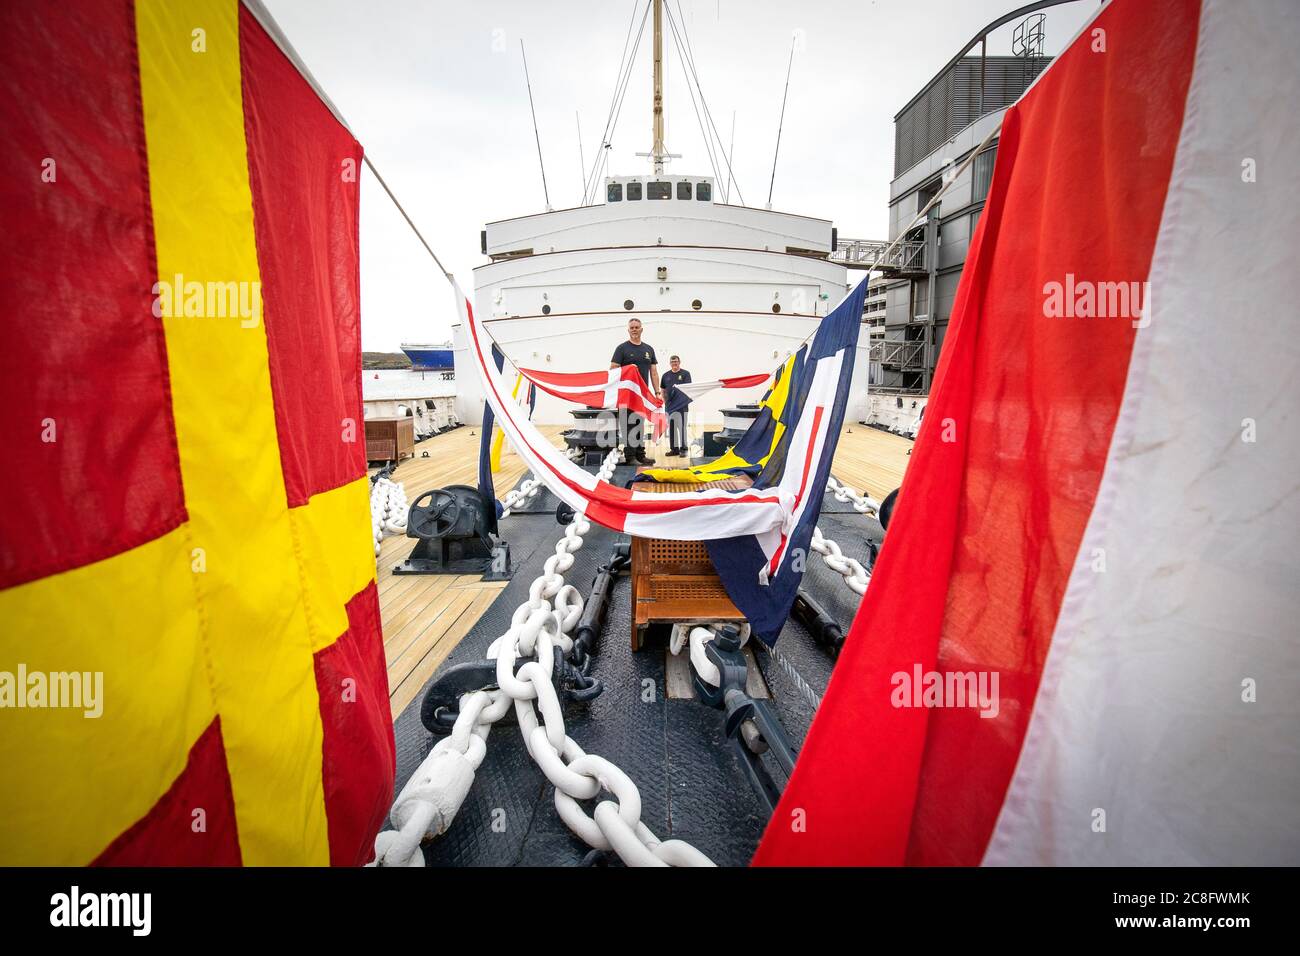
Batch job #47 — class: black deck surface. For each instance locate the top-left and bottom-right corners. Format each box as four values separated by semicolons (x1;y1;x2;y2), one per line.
390;463;884;866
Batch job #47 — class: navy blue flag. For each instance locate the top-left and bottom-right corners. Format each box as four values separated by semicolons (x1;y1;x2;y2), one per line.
478;342;507;534
664;384;690;417
704;279;868;642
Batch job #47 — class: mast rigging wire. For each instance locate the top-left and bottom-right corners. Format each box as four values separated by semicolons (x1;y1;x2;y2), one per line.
667;1;745;206
767;36;796;209
576;111;586;200
590;5;652;202
725;111;736;205
661;6;724;187
581;0;640;203
583;0;653;204
520;40;551;210
244;0;996;330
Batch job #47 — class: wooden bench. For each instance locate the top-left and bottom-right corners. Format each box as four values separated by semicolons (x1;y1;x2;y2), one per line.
629;473;750;651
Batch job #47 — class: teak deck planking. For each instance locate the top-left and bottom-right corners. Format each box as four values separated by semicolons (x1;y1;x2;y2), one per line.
374;421;911;720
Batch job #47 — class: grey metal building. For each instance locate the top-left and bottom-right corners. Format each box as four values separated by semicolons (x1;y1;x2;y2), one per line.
868;3;1083;394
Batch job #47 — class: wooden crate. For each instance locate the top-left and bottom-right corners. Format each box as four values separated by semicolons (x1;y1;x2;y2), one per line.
364;417;415;462
629;474;750;651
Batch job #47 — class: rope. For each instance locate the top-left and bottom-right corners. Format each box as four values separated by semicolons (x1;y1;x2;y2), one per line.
239;0;454;282
361;158;453;280
898;119;1002;243
783;116;1006;355
756;641;822;712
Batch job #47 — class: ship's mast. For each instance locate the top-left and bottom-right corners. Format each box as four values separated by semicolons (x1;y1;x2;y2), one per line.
636;0;680;174
651;0;665;173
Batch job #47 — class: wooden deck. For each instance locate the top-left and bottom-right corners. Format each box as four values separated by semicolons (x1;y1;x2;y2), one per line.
825;424;913;502
375;421;911;720
374;424;567;720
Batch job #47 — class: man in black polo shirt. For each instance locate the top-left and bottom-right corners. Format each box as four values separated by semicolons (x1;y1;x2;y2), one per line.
610;317;659;464
660;355;692;457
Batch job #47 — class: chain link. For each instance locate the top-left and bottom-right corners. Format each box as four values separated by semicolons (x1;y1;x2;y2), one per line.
827;475;880;516
809;526;871;596
370;477;408;556
372;447;715;868
492;446;584;519
805;476;882;596
498;475;543;518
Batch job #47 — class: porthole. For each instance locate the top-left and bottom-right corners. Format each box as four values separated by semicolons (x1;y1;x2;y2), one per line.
542;304;551;315
624;299;634;310
691;299;702;311
772;303;781;314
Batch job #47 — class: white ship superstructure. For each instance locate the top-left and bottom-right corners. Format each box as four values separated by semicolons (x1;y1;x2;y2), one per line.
453;180;859;425
452;1;861;427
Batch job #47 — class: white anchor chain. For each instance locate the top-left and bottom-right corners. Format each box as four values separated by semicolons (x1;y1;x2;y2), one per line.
372;446;714;868
809;526;871;596
498;475;544;518
499;446;606;517
827;475;880;516
668;623;750;688
804;476;881;597
370;477;408;556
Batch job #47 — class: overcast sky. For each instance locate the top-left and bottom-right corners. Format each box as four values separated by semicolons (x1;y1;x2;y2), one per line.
261;0;1098;351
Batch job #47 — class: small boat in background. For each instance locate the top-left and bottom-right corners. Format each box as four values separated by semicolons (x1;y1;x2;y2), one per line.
399;341;454;371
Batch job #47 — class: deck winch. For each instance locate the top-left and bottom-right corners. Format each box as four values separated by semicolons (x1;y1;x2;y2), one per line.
879;488;899;530
563;408;620;465
393;484;512;580
715;403;761;449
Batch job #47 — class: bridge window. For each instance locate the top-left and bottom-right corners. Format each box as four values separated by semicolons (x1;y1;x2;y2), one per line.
972;147;997;203
917;178;941;218
648;181;671;200
627;181;642;201
607;182;622;202
677;181;692;200
696;182;711;201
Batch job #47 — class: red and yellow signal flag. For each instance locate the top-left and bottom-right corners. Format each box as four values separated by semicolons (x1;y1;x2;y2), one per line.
0;0;394;865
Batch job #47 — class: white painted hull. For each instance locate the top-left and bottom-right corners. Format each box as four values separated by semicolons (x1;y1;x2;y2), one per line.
453;308;873;425
453;173;863;427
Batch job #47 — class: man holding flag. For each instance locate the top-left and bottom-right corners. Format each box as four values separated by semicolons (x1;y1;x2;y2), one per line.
610;318;661;465
660;355;692;458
